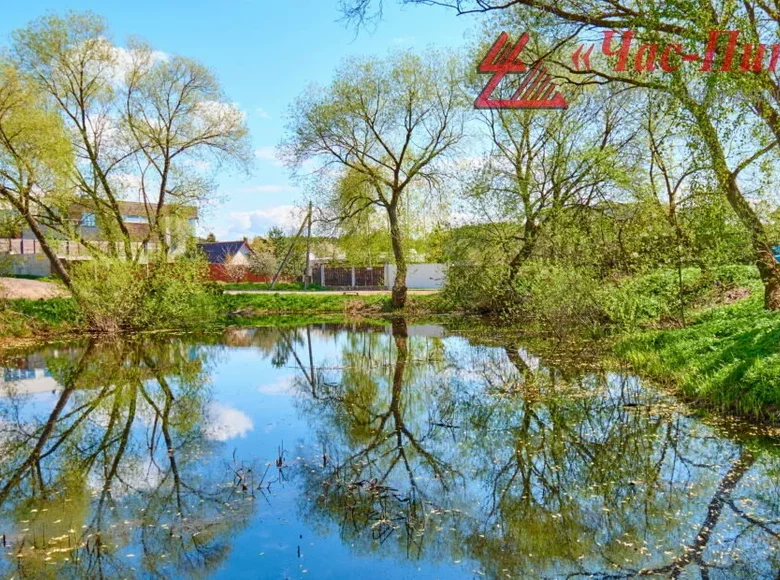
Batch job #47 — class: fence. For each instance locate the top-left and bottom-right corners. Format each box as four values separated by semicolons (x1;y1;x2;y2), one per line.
0;238;170;258
312;263;446;290
313;264;385;288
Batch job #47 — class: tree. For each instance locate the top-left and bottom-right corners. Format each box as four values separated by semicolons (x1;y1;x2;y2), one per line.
204;232;217;242
0;63;75;287
340;1;780;310
468;85;636;281
282;51;465;307
9;12;251;262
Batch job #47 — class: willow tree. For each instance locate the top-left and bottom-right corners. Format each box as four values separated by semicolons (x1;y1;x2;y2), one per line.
340;0;780;310
10;11;251;261
0;63;74;286
282;51;465;307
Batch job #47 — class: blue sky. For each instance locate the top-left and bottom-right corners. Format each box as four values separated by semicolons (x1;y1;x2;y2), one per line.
0;1;475;240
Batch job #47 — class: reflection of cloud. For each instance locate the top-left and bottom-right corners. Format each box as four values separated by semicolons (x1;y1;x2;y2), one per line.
257;375;297;396
204;402;254;441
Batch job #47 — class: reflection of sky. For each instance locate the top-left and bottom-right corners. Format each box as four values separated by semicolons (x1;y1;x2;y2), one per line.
1;327;779;578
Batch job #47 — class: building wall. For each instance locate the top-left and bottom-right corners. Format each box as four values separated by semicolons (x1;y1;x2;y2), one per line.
6;254;52;277
385;263;446;289
229;247;252;266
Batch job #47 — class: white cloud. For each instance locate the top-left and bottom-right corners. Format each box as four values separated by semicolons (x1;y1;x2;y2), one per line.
254;146;282;166
106;42;169;85
203;402;254;442
228;205;305;236
238;184;297;194
256;107;271;119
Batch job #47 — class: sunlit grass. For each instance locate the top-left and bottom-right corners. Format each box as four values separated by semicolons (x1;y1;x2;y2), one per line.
615;293;780;419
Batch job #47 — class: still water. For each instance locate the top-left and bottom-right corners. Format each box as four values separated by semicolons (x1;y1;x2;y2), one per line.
0;320;778;579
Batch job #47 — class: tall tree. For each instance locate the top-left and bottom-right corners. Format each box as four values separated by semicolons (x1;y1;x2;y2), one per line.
282;51;465;307
468;86;636;281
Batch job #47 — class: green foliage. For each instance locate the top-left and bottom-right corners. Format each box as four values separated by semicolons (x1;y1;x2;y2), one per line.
266;226;306;278
0;297;79;338
602;266;761;328
219;292;445;319
615;294;780;418
70;256;218;332
5;297;79;324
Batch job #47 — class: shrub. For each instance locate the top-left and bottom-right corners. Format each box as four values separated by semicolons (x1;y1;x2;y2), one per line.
70;255;218;332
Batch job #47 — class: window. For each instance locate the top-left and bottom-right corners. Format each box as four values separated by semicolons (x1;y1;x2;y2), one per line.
122;215;148;224
188;218;197;228
81;213;96;227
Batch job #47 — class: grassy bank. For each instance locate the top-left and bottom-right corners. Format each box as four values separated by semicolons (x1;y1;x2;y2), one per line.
0;291;449;342
221;291;447;320
614;293;780;419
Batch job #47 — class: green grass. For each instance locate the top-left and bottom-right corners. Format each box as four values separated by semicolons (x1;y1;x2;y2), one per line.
614;292;780;419
219;292;446;319
0;298;81;338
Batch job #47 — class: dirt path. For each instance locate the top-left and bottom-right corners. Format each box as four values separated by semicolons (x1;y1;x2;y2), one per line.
0;277;69;300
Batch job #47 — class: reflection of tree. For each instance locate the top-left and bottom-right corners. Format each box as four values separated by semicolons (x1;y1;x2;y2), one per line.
296;319;461;559
293;323;780;577
0;338;255;579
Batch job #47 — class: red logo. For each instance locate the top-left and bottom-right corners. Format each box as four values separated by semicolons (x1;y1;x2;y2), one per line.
475;32;568;109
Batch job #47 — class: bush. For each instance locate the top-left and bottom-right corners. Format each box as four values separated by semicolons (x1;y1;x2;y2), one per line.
444;259;761;334
70;255;218;332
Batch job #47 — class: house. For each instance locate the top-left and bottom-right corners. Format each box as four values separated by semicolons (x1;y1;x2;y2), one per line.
197;240;254;266
69;200;198;245
4;200;198;276
18;200;198;259
197;240;263;282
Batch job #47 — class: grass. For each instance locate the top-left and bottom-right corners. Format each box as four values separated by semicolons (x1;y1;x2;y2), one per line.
0;298;81;339
614;292;780;420
219;291;447;319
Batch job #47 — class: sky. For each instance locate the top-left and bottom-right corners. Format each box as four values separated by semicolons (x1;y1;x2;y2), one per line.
0;1;476;241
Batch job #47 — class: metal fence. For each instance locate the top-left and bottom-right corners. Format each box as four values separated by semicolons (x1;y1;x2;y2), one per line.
313;264;385;288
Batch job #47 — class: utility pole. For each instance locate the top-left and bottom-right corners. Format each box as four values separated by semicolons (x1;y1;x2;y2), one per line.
304;201;312;289
270;204;313;290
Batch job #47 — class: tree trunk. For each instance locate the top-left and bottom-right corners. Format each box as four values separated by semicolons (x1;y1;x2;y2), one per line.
508;219;539;282
388;204;407;309
21;212;74;290
690;104;780;310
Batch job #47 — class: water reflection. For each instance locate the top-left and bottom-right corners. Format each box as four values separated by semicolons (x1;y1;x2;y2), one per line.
0;323;778;578
288;321;780;579
0;339;255;578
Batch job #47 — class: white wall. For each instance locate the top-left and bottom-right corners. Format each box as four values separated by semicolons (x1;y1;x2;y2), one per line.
385;263;446;290
230;246;252;266
5;254;52;277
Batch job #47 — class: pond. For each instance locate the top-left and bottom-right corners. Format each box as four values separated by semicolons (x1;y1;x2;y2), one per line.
0;320;778;578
